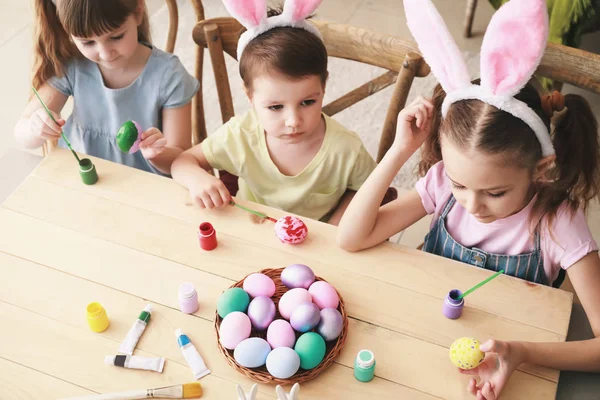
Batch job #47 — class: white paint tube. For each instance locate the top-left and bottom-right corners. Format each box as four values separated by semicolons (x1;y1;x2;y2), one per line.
175;328;210;379
118;304;152;355
104;355;165;373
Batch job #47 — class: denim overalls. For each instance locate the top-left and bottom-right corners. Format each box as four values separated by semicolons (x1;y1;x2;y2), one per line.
422;195;550;285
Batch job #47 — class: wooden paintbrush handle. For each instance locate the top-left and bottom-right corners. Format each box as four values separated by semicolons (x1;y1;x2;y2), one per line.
60;389;147;400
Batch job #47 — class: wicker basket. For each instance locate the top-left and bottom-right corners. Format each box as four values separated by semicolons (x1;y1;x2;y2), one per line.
215;268;349;384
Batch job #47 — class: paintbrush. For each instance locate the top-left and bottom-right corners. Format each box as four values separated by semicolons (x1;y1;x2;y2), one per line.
457;269;505;300
61;382;202;400
32;86;82;165
230;200;277;222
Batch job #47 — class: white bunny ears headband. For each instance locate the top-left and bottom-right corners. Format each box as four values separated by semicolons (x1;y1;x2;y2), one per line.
404;0;554;156
222;0;323;61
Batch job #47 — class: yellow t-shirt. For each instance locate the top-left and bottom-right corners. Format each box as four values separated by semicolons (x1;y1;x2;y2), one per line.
202;110;376;221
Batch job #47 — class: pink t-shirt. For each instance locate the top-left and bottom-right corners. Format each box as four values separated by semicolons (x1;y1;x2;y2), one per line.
415;161;598;283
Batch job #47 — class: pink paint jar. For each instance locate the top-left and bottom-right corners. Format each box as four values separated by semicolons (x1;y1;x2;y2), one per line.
179;283;199;314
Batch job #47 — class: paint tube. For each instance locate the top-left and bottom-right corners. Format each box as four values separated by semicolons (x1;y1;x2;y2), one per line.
175;328;210;379
105;355;165;373
118;304;152;355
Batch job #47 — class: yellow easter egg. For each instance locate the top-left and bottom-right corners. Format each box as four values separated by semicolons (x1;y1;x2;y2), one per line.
449;337;485;370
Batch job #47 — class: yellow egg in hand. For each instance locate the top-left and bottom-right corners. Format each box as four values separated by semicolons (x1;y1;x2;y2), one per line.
449;337;485;370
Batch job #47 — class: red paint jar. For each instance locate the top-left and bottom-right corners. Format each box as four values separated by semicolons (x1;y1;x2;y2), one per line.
198;222;217;250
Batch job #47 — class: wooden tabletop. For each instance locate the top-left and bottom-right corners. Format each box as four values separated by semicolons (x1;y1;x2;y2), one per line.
0;149;572;400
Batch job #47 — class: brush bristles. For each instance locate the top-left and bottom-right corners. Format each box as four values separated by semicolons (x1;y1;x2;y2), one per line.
183;382;202;398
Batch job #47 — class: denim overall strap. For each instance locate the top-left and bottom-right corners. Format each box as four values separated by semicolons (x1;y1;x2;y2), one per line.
422;195;455;255
422;195;547;285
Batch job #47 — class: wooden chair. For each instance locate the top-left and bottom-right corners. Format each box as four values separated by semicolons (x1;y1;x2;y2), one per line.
536;42;600;95
42;0;206;156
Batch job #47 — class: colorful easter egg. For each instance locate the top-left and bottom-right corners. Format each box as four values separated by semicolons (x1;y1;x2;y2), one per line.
295;332;326;370
267;319;296;349
281;264;315;289
247;296;276;331
243;273;276;298
217;288;250;318
449;337;485;370
275;216;308;244
234;337;271;368
266;347;301;379
278;288;312;320
116;120;142;153
290;302;321;333
316;308;343;341
309;281;339;310
219;311;251;350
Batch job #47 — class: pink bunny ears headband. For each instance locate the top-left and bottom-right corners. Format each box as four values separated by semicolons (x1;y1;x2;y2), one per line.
222;0;323;61
404;0;554;156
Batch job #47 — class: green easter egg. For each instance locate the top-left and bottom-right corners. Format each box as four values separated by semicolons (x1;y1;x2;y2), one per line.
217;288;250;318
116;121;139;152
294;332;326;370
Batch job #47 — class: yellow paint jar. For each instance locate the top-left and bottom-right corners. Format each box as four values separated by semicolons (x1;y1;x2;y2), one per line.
86;302;110;332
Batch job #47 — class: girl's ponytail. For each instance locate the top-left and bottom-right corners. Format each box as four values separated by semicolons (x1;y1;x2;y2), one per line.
32;0;78;90
542;94;600;215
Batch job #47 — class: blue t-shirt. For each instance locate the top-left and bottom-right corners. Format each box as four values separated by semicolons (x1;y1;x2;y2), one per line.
49;44;199;174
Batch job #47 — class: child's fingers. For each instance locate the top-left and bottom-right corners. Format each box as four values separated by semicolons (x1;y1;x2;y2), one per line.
140;133;162;148
218;185;231;205
34;110;62;134
467;378;478;395
480;382;495;400
209;190;226;208
151;138;168;148
44;114;63;134
141;127;160;140
32;117;61;140
420;97;434;112
200;194;216;209
415;108;426;129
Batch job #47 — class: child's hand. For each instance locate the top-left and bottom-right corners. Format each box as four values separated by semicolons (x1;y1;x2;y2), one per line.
30;108;65;141
188;175;232;209
460;340;522;400
393;96;434;154
139;127;169;159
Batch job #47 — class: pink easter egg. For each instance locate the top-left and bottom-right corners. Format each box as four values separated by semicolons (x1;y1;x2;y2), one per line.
275;216;308;244
309;281;339;310
278;288;312;320
243;273;276;298
267;319;296;349
219;311;251;350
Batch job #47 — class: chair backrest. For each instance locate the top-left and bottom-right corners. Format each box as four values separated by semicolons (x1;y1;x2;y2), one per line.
43;0;206;156
192;18;430;162
536;42;600;95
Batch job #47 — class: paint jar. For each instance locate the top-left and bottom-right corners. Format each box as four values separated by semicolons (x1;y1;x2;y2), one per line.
443;289;464;319
79;158;98;185
354;349;376;382
179;283;199;314
86;302;110;332
198;222;217;251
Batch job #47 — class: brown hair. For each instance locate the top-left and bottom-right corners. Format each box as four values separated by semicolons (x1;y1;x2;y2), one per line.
238;10;327;90
32;0;151;90
418;80;600;228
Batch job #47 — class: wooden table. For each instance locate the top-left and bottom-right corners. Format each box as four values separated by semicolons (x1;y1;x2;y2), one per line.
0;150;573;399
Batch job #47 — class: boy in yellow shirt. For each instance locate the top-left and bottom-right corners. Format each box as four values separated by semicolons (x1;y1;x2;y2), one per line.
172;2;376;224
